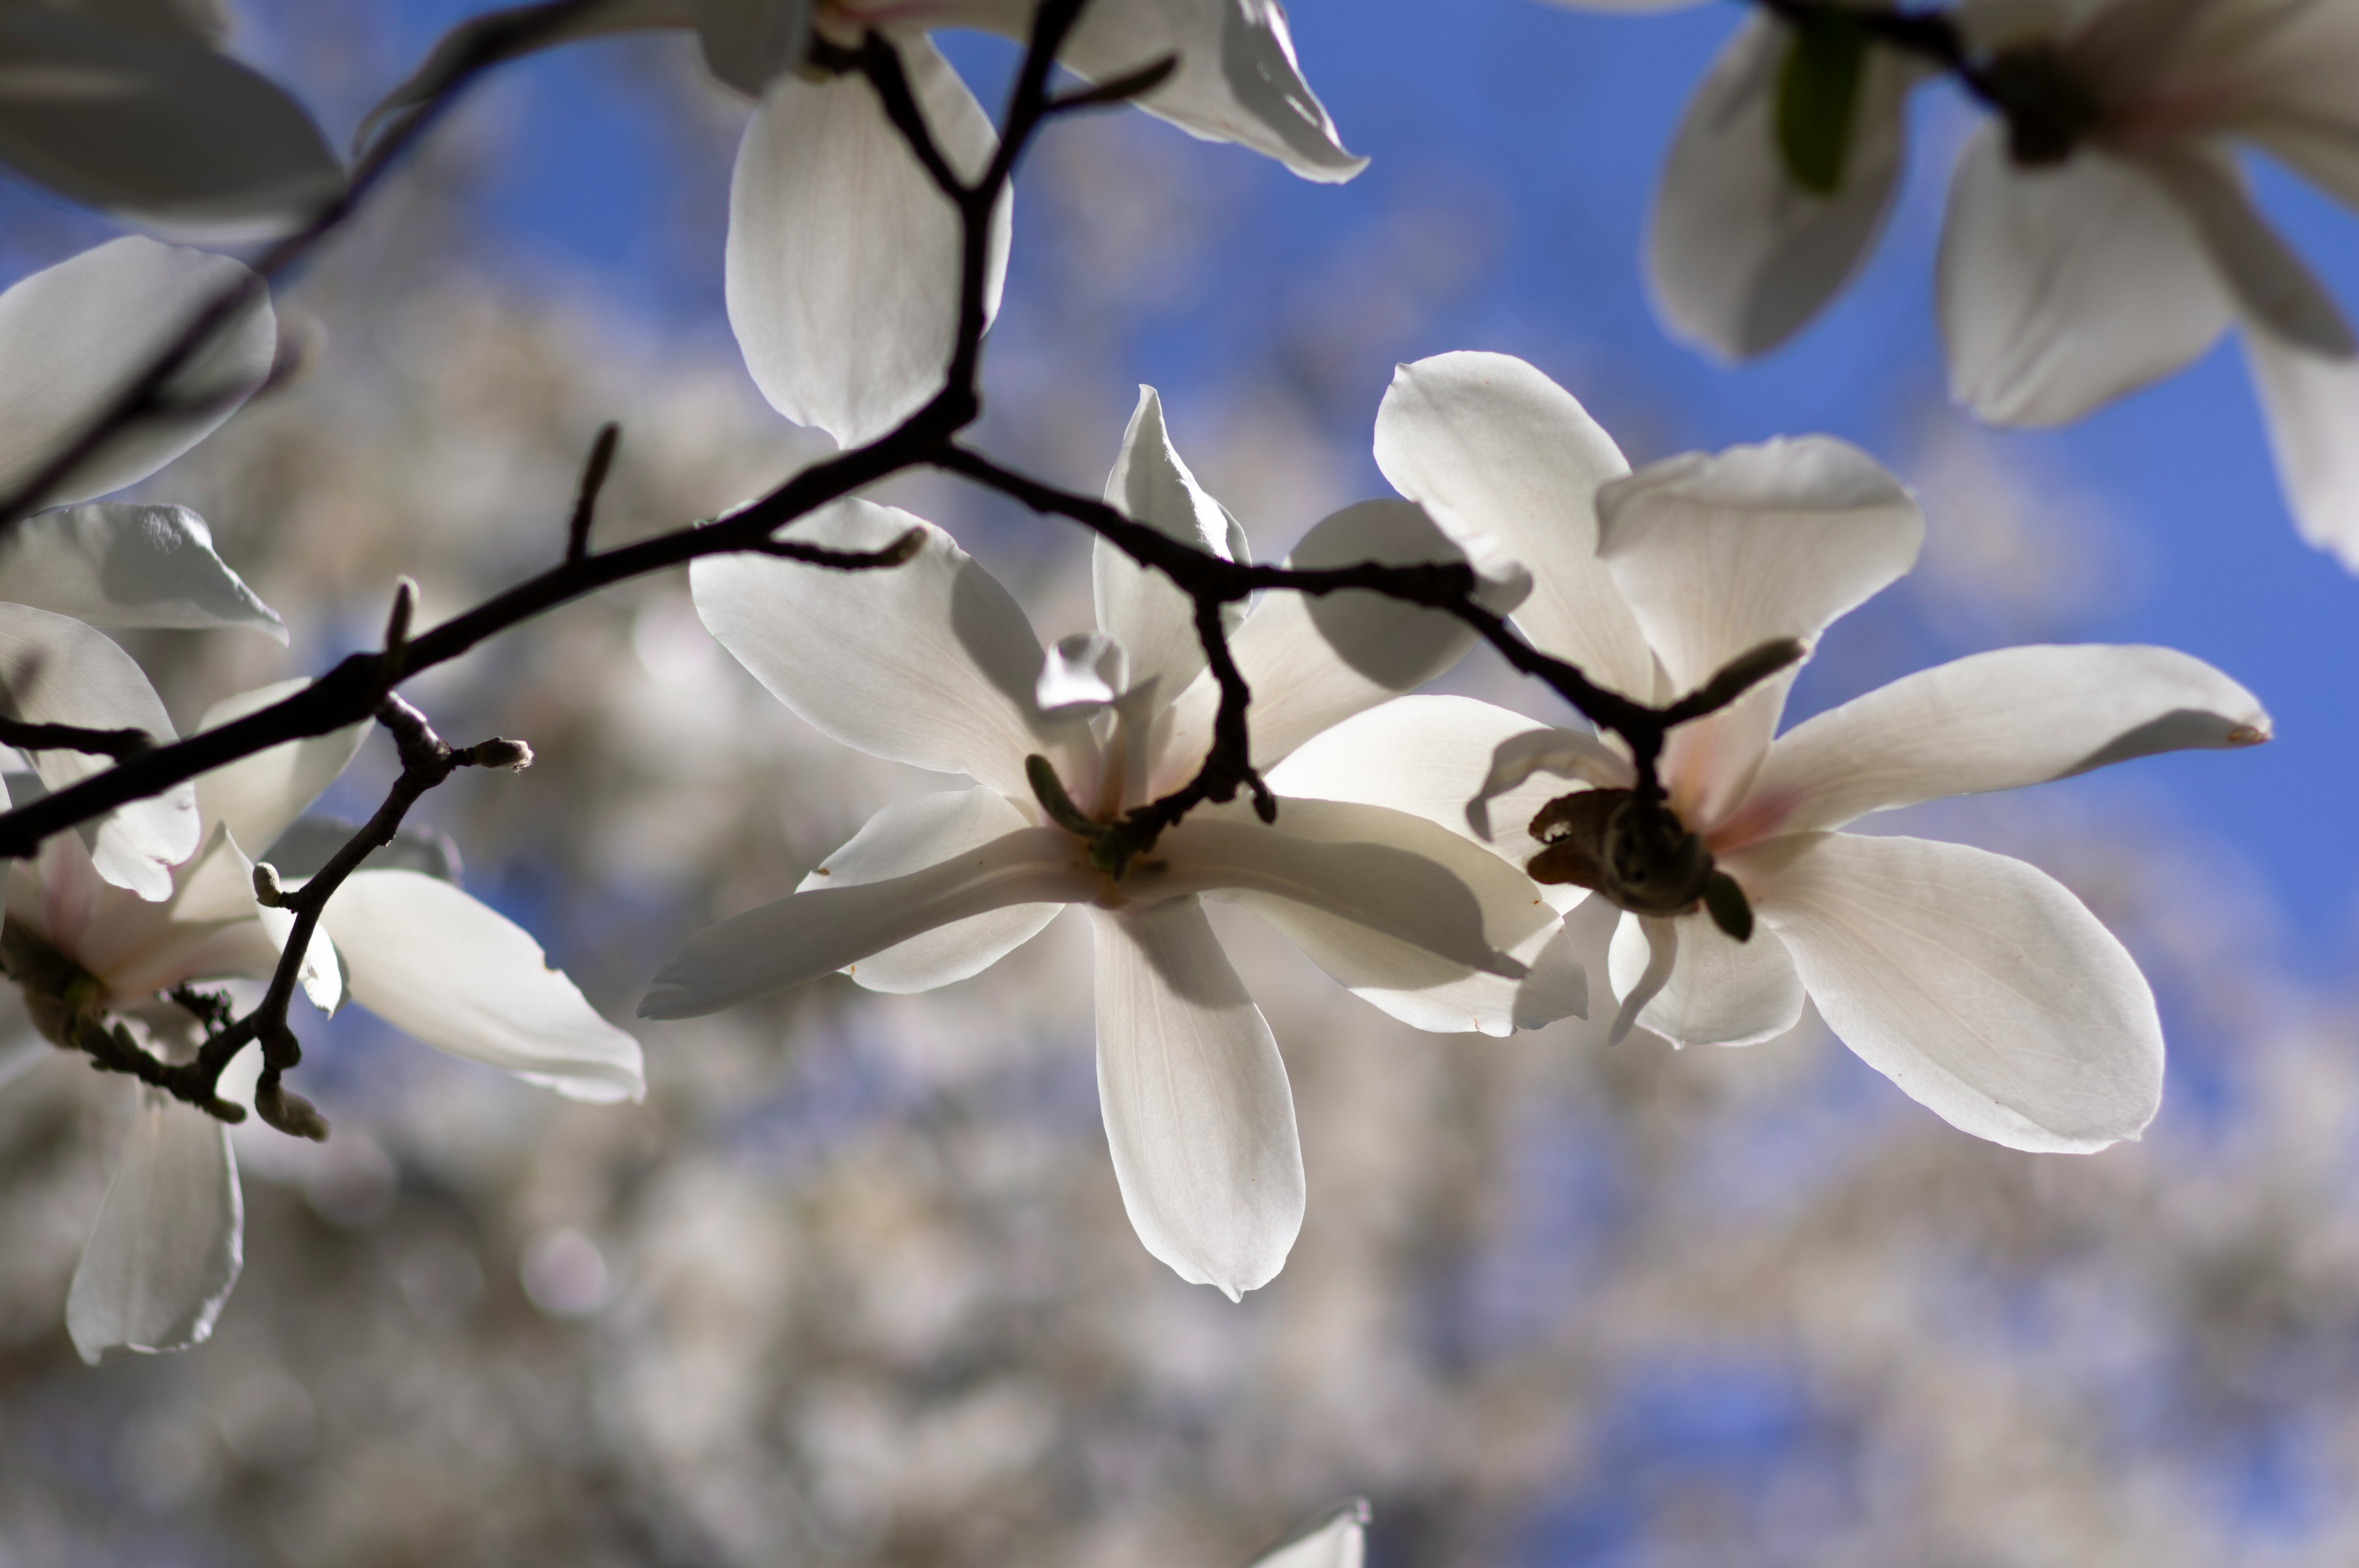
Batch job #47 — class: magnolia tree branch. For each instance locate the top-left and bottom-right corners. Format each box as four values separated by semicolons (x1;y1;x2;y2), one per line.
0;715;154;761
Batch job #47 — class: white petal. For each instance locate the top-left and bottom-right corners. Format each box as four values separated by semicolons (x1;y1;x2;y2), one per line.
356;0;693;146
0;237;274;508
0;602;196;900
193;678;371;860
795;789;1065;993
2135;144;2354;356
319;871;645;1103
1461;725;1633;850
1090;898;1302;1300
1372;352;1654;701
1648;16;1913;359
1744;644;2272;839
1735;832;2163;1152
2245;318;2359;570
1938;131;2230;425
724;35;1009;447
1596;436;1921;829
1607;913;1677;1045
66;1087;241;1363
691;503;1086;800
641;825;1092;1017
0;5;341;239
1096;385;1247;701
1155;499;1484;782
1248;1501;1370;1568
1607;908;1803;1047
0;503;283;638
692;0;813;94
1061;0;1365;182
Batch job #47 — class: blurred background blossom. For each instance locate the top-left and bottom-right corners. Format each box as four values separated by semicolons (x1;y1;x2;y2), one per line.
0;1;2356;1564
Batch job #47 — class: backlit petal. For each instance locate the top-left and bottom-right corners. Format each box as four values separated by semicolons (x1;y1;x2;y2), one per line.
2245;318;2359;570
66;1087;242;1363
1607;907;1803;1047
0;503;283;638
194;679;372;860
1097;385;1247;701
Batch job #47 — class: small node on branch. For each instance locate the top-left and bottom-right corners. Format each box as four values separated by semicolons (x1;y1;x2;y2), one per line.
468;737;534;771
1665;637;1808;726
252;862;288;908
384;577;418;653
256;1078;330;1142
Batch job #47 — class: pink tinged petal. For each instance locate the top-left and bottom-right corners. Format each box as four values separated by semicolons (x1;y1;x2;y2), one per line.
1938;130;2231;426
1648;17;1914;359
1735;832;2164;1152
640;826;1092;1017
1747;644;2272;839
0;6;341;240
693;0;814;94
724;35;1009;447
2134;144;2355;356
1596;436;1921;828
794;789;1066;993
1247;1501;1370;1568
356;0;694;147
0;503;283;639
66;1087;242;1363
1097;385;1247;702
1607;913;1678;1045
1372;352;1654;701
2245;313;2359;570
0;237;274;509
1090;898;1303;1300
318;870;645;1103
1607;908;1803;1047
0;602;196;900
691;503;1085;800
194;679;371;858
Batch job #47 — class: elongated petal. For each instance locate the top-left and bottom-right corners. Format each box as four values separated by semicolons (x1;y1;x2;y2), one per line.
1372;352;1654;700
1607;913;1678;1045
67;1087;242;1363
725;35;1009;447
641;826;1092;1017
1097;385;1247;701
1248;1501;1371;1568
1607;908;1803;1047
1735;832;2163;1152
2135;144;2354;356
194;679;371;858
796;789;1065;992
1091;898;1302;1300
0;237;275;508
1939;131;2230;425
1597;436;1921;828
2245;317;2359;570
319;871;644;1103
1745;644;2271;839
0;603;196;900
0;503;283;638
1648;16;1912;359
356;0;693;147
0;5;341;238
1061;0;1364;182
691;503;1085;799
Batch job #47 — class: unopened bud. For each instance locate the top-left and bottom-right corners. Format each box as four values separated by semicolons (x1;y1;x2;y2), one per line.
252;862;286;907
473;737;534;771
256;1080;330;1142
384;577;417;651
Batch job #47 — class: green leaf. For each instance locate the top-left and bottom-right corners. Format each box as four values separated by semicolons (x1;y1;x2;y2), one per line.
1775;13;1868;196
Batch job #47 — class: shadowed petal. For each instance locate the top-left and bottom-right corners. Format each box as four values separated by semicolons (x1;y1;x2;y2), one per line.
1607;907;1803;1047
1097;385;1247;701
0;504;283;638
67;1087;242;1363
2246;318;2359;571
194;679;372;861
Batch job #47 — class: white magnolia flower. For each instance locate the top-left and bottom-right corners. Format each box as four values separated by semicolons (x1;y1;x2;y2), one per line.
1;675;645;1362
1244;1499;1368;1568
1381;350;2272;1154
643;388;1583;1299
0;0;342;237
1592;0;2359;565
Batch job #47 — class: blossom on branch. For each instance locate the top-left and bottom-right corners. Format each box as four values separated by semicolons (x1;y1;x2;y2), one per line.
1381;350;2271;1153
643;388;1583;1299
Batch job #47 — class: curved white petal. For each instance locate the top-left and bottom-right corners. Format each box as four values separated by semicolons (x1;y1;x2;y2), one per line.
66;1087;242;1363
1090;898;1302;1300
1745;644;2272;839
194;679;372;860
319;871;645;1103
1736;832;2163;1152
1372;352;1653;700
1939;131;2230;426
797;789;1065;993
1607;907;1803;1047
0;602;196;900
724;35;1009;447
1097;385;1247;701
1607;912;1678;1045
1249;1501;1370;1568
1648;16;1912;359
641;825;1092;1017
0;503;284;638
2245;317;2359;570
0;6;341;239
692;503;1085;799
0;237;275;509
1461;726;1633;851
2135;144;2354;356
693;0;813;94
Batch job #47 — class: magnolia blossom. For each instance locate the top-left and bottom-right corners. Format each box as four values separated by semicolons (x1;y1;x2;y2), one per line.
0;0;341;236
643;388;1583;1298
1243;1500;1368;1568
1;674;644;1362
1379;350;2271;1153
0;236;293;900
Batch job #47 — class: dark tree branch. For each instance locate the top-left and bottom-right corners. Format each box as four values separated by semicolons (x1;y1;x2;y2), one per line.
566;422;621;562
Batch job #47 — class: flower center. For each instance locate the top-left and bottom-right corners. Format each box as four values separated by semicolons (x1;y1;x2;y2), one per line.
0;916;111;1052
1527;789;1756;942
1980;45;2109;166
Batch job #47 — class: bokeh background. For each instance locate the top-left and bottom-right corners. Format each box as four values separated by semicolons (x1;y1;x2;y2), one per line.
2;0;2358;1563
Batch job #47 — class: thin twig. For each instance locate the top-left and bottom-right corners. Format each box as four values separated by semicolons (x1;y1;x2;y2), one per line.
0;715;153;761
567;423;622;562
